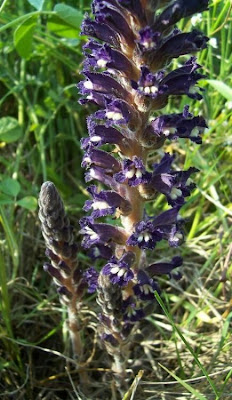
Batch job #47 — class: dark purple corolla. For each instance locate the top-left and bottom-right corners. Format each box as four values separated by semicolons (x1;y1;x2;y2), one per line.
102;252;135;286
133;270;160;301
84;185;132;218
114;157;151;187
127;206;183;249
139;153;198;205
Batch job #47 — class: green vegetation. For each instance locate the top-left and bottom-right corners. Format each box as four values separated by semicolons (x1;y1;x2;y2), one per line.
0;0;232;399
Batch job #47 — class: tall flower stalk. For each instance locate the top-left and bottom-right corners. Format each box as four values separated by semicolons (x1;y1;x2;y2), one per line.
38;182;85;359
79;0;208;389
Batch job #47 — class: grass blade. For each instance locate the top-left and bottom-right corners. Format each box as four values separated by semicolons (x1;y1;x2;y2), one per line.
159;363;208;400
206;80;232;101
154;292;219;397
0;206;19;278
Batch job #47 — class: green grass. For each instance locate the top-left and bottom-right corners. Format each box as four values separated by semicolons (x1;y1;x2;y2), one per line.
0;0;232;399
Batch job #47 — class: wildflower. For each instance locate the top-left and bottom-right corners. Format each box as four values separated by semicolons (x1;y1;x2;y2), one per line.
83;185;132;218
102;252;135;286
78;0;208;389
127;207;183;249
79;216;127;248
38;182;84;358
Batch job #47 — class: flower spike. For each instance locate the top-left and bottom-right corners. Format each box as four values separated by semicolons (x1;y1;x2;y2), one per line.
38;182;85;359
78;0;208;392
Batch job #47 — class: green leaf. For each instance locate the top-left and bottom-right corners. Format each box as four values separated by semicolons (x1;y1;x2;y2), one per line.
17;196;38;211
47;16;79;38
0;117;23;143
14;15;38;59
54;4;83;29
0;194;14;205
0;178;21;197
27;0;44;10
206;80;232;101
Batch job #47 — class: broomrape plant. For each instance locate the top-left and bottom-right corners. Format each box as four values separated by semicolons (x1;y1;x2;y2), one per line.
39;0;208;393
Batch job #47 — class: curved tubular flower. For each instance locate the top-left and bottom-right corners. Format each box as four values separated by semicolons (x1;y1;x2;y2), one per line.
79;0;208;389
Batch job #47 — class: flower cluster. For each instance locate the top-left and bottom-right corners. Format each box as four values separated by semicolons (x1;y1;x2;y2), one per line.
38;182;85;358
79;0;207;321
78;0;208;379
38;0;208;391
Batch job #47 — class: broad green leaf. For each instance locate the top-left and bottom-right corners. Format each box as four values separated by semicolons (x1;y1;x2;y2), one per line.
0;117;23;143
47;16;78;38
206;80;232;101
27;0;44;10
54;4;83;29
0;193;14;205
0;178;21;197
14;15;38;59
17;196;37;211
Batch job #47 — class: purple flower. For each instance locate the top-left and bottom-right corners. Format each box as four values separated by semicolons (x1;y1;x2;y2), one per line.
127;219;162;249
153;0;209;33
82;148;121;173
160;57;205;100
78;71;132;105
132;66;166;98
83;185;132;218
132;57;205;107
57;286;72;299
122;296;145;322
81;14;121;48
133;270;160;301
138;27;161;51
79;216;127;248
114;157;151;186
102;251;135;286
127;207;183;249
83;267;99;293
84;41;137;79
146;256;183;278
84;166;119;191
154;29;208;62
140;153;198;205
88;243;114;260
81;123;134;153
43;262;65;284
77;0;208;359
92;0;136;47
99;313;114;329
89;99;139;130
146;105;207;144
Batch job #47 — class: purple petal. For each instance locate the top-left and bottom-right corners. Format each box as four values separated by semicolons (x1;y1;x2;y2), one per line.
102;251;135;286
82;148;121;173
153;0;209;33
92;0;136;46
114;157;151;186
133;270;160;300
146;256;183;276
84;185;132;218
81;14;121;48
83;267;99;293
79;216;127;248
